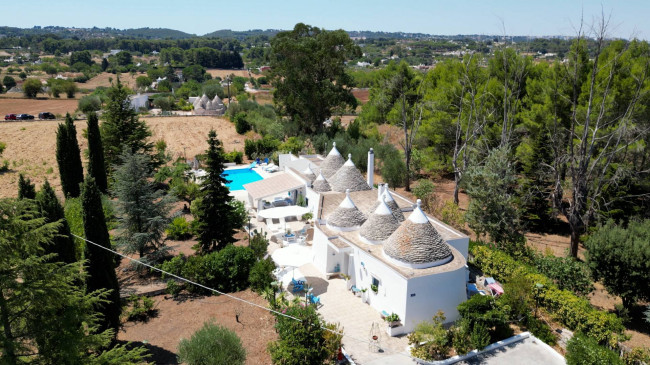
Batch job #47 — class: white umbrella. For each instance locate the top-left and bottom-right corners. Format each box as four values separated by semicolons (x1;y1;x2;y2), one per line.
258;206;311;220
271;245;312;267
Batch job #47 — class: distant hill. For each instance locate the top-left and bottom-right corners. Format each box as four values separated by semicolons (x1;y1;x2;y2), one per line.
122;27;195;39
202;29;281;39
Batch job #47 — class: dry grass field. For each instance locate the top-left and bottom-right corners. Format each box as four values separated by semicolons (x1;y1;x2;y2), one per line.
206;69;258;79
78;72;139;90
0;98;79;116
0;116;246;200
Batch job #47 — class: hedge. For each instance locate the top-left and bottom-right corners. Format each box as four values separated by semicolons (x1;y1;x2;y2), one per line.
470;245;624;345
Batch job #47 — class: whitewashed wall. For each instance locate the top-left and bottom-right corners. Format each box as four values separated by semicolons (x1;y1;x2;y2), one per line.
403;266;468;332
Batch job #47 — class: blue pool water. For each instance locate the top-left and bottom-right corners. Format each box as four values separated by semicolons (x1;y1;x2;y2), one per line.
222;168;263;191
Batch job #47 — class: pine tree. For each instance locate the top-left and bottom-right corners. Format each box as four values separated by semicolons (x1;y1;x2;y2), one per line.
81;176;121;337
17;173;36;199
521;130;554;231
56;113;84;198
35;179;76;264
113;149;174;263
87;112;108;193
0;198;149;364
194;130;237;252
101;78;153;171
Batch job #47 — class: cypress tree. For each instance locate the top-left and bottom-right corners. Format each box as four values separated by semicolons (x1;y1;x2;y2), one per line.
81;176;121;337
194;130;237;252
35;179;77;264
87;112;108;193
101;78;153;172
56;113;84;198
17;173;36;199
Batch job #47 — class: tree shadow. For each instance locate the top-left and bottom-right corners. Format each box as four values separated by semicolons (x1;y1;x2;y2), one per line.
527;217;572;236
623;303;650;336
116;340;178;364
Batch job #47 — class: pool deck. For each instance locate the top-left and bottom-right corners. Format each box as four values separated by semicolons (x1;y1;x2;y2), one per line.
227;164;280;205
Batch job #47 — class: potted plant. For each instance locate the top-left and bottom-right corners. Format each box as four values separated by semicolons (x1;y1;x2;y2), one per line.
301;212;313;222
341;274;352;289
384;313;402;336
370;284;378;294
384;313;400;327
361;288;369;303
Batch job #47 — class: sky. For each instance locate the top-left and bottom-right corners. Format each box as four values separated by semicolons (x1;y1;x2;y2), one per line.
3;0;649;40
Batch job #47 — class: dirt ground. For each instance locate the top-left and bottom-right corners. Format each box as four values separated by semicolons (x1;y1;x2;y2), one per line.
78;72;139;90
0;116;245;200
117;229;277;365
352;88;369;104
0;98;79;117
206;69;259;80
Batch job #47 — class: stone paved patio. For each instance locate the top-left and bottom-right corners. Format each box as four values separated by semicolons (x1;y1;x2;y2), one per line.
299;263;414;365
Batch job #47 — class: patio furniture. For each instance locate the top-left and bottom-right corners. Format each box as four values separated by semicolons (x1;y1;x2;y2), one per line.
380;310;389;319
264;163;277;172
307;293;321;307
487;283;504;297
263;158;269;165
467;283;487;298
484;277;496;286
265;218;281;233
249;161;257;168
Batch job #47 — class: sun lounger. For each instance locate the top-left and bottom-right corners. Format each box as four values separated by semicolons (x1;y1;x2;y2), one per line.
249;161;257;168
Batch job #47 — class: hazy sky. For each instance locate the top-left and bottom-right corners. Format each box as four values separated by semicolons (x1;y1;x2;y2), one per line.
3;0;648;39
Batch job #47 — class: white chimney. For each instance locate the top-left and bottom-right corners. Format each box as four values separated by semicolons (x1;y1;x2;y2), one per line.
367;148;374;188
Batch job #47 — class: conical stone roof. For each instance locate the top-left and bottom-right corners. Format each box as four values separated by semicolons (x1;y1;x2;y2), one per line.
368;184;405;222
329;154;371;193
302;165;316;182
326;189;367;232
383;200;452;268
312;172;331;192
359;197;400;245
320;142;345;178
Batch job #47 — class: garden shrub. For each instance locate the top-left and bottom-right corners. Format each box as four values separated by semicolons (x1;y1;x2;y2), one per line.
439;200;466;231
244;136;281;159
166;216;192;240
525;316;557;346
469;322;490;350
178;321;246;365
124;295;157;321
533;253;593;296
457;295;512;343
470;245;624;344
566;333;623;365
248;258;276;293
249;232;269;260
224;151;244;164
233;112;251;134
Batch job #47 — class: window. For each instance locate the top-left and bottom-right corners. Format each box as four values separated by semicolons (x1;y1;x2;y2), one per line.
372;276;380;287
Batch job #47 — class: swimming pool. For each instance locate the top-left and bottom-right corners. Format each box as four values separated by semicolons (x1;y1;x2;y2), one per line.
222;168;263;191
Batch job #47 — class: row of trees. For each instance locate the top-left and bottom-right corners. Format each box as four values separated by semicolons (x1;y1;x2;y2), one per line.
357;21;650;258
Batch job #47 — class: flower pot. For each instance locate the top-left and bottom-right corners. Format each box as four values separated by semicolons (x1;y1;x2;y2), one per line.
386;325;403;337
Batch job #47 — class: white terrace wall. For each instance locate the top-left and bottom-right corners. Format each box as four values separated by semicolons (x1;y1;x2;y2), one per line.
403;266;467;332
350;246;408;325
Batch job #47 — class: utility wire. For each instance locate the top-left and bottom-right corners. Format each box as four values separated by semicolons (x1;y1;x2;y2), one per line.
72;234;412;359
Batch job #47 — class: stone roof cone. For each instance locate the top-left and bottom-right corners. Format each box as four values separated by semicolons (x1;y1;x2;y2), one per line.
319;142;345;178
368;184;405;221
312;172;331;192
326;189;367;231
302;165;316;182
383;200;452;268
329;154;371;193
359;197;400;245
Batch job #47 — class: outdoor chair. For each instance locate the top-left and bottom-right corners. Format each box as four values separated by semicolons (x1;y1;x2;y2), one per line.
307;293;321;307
263;158;269;165
291;282;304;293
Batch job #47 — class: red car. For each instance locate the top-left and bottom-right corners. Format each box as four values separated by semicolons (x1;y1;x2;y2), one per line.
4;114;17;121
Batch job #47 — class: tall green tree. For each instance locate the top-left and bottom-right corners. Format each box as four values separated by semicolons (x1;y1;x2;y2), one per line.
550;25;650;257
87;112;108;193
56;113;84;198
81;177;121;337
101;78;153;171
113;150;174;263
269;23;361;134
585;219;650;309
17;173;36;199
35;180;77;264
0;198;148;364
464;146;525;254
364;61;423;191
193;130;236;252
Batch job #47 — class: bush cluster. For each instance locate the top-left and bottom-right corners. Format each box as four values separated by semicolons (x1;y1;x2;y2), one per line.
224;151;244;164
470;245;624;345
160;245;261;294
124;295;157;322
244;136;281;159
166;216;193;240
